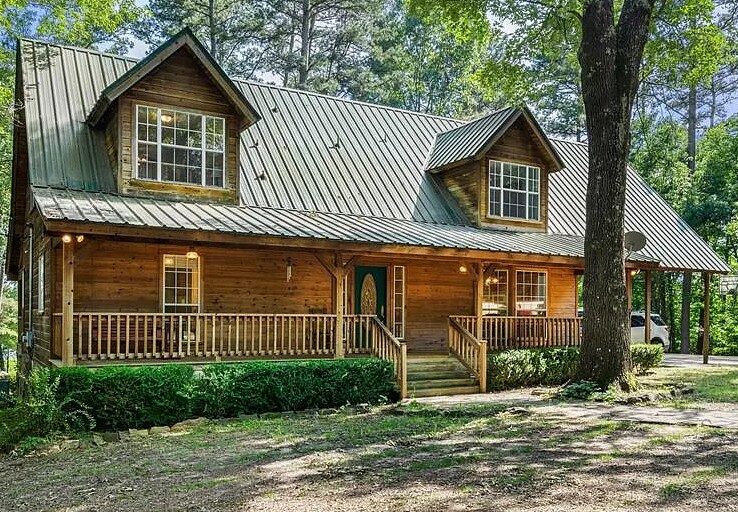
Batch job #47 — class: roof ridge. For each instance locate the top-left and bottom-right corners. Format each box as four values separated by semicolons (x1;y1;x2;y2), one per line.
232;78;465;123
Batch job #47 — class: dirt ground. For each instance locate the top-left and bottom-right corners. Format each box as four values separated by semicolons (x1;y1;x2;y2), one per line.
3;401;738;512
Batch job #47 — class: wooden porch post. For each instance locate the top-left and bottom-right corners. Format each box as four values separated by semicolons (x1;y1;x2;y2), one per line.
644;270;652;344
61;239;75;366
475;261;484;340
334;259;346;359
703;272;711;364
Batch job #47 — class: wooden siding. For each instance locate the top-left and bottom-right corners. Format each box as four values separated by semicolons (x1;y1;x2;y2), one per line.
116;47;240;204
440;161;480;224
42;237;579;365
53;240;333;315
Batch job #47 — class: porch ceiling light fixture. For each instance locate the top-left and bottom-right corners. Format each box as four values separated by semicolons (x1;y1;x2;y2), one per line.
458;264;468;274
61;234;72;244
630;269;641;276
186;247;199;259
160;113;173;123
485;276;499;286
75;235;84;243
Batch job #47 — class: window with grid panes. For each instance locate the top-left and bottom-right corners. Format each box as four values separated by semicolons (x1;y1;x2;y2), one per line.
488;160;540;221
136;105;225;187
515;270;546;316
163;255;200;313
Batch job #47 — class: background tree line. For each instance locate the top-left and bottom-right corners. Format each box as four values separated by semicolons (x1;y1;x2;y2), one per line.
0;0;736;364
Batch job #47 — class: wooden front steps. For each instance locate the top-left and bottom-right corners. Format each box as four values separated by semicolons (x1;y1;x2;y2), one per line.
406;354;480;397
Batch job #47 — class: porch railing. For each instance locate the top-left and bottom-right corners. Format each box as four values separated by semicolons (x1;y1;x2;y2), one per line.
450;315;582;352
448;318;487;392
345;315;407;398
53;311;408;397
54;312;339;361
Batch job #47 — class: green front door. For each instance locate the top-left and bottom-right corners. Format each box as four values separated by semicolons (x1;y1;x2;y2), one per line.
354;266;387;321
354;266;387;349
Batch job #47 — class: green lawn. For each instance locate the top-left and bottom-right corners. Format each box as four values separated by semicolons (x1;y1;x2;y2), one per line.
640;365;738;405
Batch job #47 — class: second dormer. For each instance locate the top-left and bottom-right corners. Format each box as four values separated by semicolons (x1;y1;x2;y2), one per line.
426;107;564;232
87;28;261;204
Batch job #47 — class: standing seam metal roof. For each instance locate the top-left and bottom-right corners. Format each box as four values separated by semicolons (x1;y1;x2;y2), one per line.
17;38;730;272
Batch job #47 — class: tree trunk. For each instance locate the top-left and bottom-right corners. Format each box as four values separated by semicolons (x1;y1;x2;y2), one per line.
208;0;217;59
577;0;655;389
680;84;697;354
298;0;311;88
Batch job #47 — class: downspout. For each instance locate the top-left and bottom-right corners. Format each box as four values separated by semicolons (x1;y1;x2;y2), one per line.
23;223;33;350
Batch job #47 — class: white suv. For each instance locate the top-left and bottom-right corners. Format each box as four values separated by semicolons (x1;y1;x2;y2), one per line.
631;311;670;351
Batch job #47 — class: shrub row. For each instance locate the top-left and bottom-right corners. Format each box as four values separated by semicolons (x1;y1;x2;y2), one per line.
48;358;396;431
486;344;664;391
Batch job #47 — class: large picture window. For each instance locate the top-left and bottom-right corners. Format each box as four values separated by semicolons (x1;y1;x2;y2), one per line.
516;270;546;316
488;160;540;221
483;270;508;316
163;255;200;313
136;105;226;187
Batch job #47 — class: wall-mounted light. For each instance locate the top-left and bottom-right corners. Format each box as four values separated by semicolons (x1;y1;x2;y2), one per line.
458;264;468;274
76;235;84;243
61;234;72;244
186;246;199;259
630;269;640;276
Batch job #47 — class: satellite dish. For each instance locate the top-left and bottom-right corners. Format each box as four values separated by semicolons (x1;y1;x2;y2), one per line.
624;231;647;253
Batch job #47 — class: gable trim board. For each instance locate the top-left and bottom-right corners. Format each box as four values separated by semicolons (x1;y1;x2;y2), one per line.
86;28;261;130
9;38;731;276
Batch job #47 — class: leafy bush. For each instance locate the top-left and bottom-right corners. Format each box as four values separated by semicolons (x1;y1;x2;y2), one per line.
630;344;664;375
195;359;397;417
558;380;603;400
46;359;395;433
487;344;663;390
52;365;196;431
486;347;580;391
0;369;94;453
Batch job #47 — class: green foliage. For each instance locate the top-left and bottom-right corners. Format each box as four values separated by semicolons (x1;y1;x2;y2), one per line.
46;359;396;434
631;344;665;375
558;380;603;400
486;347;580;391
0;368;94;453
195;359;397;417
52;365;196;430
487;345;663;391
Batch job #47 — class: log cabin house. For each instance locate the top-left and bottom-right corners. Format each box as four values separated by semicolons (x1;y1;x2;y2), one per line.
6;30;729;397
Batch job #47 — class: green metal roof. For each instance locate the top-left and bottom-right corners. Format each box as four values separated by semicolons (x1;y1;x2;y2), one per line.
16;39;730;272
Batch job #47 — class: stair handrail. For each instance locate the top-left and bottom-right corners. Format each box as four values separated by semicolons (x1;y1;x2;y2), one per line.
370;316;408;399
448;317;487;393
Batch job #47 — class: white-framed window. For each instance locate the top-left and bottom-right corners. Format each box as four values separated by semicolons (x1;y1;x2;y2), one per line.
393;266;405;339
163;254;201;313
483;269;507;316
488;160;540;221
516;270;547;316
136;105;226;187
37;252;45;313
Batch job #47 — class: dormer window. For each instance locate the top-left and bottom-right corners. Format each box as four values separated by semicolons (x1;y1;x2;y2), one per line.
135;105;226;187
488;160;540;221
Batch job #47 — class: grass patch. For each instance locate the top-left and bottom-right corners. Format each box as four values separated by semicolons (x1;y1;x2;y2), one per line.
640;367;738;405
661;468;728;499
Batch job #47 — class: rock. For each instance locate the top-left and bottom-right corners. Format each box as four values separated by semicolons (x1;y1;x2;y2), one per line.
171;417;209;432
102;431;120;443
47;444;62;454
318;408;338;416
505;407;532;416
128;428;148;438
92;434;105;446
149;426;170;435
237;413;259;421
355;403;371;414
260;412;283;419
62;439;80;450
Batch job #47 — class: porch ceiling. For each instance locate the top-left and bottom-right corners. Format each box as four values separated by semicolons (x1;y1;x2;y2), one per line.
33;186;657;265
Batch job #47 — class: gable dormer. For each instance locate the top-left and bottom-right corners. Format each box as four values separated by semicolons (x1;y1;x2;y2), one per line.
426;107;564;232
87;28;260;204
